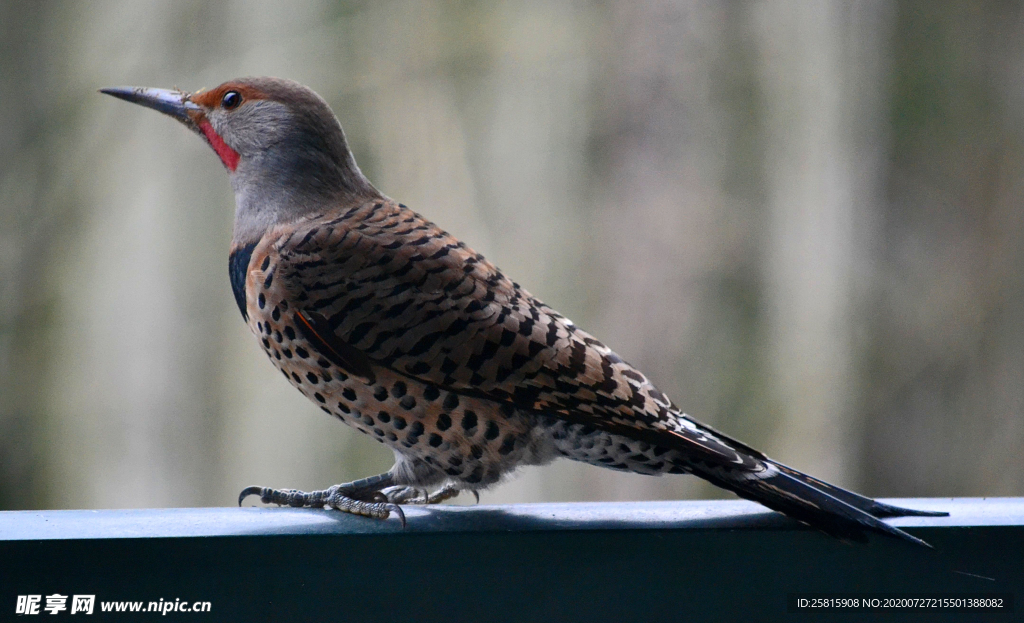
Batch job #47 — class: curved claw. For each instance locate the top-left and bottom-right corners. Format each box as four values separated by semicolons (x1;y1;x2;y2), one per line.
471;490;480;504
238;485;266;507
387;503;407;528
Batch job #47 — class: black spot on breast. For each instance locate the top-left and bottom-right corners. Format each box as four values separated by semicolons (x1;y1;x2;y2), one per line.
465;465;483;484
377;411;391;423
343;388;357;401
428;433;443;447
295;347;309;359
374;386;388;401
392;416;407;430
443;393;460;410
461;410;478;431
305;372;318;384
258;293;266;309
484;420;500;441
391;381;407;398
498;434;516;455
436;413;451;431
314;393;325;403
291;372;302;384
423;385;440;401
272;306;281;321
285;326;296;340
399;396;416;410
337;402;351;414
469;445;483;459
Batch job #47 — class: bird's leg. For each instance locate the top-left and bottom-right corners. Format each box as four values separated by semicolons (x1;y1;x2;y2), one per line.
382;482;465;505
239;472;405;525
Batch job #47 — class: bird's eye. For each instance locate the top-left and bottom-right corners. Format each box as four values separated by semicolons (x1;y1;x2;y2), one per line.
222;91;242;110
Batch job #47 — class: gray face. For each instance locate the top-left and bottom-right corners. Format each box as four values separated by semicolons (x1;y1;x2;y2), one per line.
208;99;293;156
203;83;378;246
102;77;379;246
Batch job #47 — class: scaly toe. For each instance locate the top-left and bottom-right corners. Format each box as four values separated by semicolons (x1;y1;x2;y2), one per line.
325;490;404;525
382;485;426;505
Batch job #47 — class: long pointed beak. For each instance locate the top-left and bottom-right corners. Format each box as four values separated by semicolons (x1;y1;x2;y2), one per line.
100;86;202;127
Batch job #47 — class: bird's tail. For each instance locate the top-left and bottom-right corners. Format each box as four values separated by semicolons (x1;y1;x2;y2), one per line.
689;458;947;547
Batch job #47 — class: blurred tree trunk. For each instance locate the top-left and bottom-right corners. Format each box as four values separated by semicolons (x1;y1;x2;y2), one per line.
863;1;1024;497
754;1;894;486
42;0;236;509
0;1;59;509
592;0;770;501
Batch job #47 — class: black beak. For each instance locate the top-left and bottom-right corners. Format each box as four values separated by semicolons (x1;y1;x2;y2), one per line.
100;86;201;127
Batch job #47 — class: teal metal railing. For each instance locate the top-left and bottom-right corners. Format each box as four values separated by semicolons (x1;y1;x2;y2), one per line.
1;498;1019;621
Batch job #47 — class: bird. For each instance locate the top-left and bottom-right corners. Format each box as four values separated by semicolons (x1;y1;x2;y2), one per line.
101;77;945;546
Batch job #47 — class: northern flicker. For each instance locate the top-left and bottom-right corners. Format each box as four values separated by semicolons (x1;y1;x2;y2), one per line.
101;77;945;545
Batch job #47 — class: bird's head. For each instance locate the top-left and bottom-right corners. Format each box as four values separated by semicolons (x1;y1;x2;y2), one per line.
101;77;378;244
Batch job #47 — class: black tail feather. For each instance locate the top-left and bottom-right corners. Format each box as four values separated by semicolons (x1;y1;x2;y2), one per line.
691;460;943;548
770;462;949;519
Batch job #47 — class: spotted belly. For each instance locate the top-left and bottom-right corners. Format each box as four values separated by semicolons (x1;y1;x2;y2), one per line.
244;256;559;490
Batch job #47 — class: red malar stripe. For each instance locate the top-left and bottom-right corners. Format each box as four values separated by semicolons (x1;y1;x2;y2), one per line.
199;120;240;171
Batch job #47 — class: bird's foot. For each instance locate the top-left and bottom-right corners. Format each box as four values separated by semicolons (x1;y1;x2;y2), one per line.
239;472;405;526
382;483;477;505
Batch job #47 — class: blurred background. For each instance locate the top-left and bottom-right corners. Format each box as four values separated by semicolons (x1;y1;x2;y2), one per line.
1;0;1021;512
